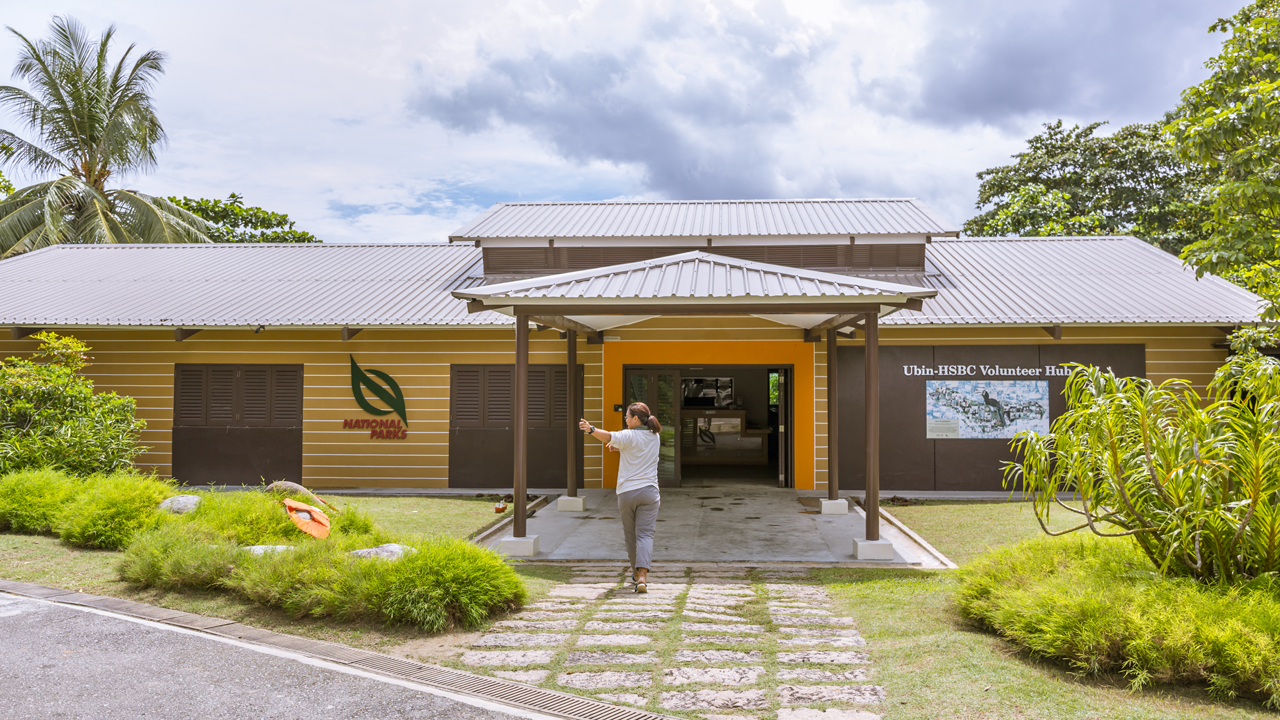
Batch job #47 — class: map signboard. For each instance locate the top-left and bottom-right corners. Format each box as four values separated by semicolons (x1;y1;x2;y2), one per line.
925;380;1049;439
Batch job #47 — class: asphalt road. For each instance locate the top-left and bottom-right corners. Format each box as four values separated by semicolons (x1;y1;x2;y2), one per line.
0;593;527;720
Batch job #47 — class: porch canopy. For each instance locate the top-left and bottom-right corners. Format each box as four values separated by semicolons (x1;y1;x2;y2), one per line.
453;250;937;556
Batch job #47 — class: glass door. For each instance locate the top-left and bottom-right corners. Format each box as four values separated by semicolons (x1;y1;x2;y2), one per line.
624;369;680;487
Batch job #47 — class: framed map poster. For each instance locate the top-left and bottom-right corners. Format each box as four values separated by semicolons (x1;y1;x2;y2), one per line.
925;380;1049;439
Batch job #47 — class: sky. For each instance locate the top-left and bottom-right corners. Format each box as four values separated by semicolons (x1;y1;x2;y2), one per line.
0;0;1246;243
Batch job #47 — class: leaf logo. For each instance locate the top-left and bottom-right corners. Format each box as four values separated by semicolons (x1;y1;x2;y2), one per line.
350;355;408;426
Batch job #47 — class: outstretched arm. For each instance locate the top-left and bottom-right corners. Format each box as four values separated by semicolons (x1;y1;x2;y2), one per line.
579;418;611;443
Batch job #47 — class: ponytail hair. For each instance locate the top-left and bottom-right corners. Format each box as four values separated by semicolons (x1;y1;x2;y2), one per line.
627;402;662;434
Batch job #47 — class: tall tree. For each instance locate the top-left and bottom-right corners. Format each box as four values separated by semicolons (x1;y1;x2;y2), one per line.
169;193;318;243
1168;0;1280;318
965;121;1212;253
0;17;212;257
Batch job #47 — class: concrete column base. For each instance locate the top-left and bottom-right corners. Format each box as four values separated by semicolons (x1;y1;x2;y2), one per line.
498;535;540;557
557;496;586;512
854;538;895;560
820;499;849;515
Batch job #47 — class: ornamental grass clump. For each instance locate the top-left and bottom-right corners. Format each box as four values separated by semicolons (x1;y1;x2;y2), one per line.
1005;341;1280;584
56;471;173;549
0;467;81;532
379;537;527;632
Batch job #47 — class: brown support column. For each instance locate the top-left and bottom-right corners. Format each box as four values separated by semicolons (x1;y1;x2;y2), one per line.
864;311;880;541
514;315;529;537
827;327;839;501
566;329;577;497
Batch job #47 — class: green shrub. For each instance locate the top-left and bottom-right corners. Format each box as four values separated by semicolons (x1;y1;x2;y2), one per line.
958;535;1280;706
117;523;239;590
0;332;146;475
57;472;173;549
0;467;81;532
184;491;306;545
379;537;526;632
225;543;386;620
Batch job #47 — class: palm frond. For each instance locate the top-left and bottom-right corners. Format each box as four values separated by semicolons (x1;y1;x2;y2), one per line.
0;130;70;177
110;189;213;244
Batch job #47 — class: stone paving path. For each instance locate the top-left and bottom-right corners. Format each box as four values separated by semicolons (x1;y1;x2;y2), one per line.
452;565;883;720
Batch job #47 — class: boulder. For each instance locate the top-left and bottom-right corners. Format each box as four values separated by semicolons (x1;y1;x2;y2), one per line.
264;481;321;505
349;543;416;560
241;545;294;555
159;495;201;514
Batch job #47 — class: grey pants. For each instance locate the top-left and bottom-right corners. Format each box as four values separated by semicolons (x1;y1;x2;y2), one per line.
617;485;661;571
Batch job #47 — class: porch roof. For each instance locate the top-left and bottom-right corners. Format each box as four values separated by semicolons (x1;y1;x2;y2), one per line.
451;251;936;324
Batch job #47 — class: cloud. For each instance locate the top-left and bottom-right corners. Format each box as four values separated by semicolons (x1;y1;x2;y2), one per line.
881;0;1243;126
410;1;830;199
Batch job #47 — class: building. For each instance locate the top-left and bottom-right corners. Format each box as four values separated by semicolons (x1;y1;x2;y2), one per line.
0;199;1263;494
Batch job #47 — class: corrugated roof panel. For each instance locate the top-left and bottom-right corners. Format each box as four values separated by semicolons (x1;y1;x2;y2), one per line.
449;199;959;239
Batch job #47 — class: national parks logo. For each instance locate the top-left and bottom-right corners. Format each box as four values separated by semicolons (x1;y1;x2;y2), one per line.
345;355;408;439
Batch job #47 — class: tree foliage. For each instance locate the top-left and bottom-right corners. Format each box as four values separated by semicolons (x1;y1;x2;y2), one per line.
966;121;1212;252
169;193;318;243
0;169;13;196
1168;0;1280;319
0;17;212;257
1006;346;1280;586
0;332;146;475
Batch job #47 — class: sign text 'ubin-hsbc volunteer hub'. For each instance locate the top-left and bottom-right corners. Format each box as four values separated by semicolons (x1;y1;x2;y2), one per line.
905;363;1070;441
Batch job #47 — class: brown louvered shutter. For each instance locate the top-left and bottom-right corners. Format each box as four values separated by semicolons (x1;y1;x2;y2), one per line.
552;367;568;424
898;244;926;270
484;366;513;428
208;366;237;424
451;366;483;427
849;245;872;269
870;244;898;268
271;366;303;426
174;365;207;426
801;246;839;268
527;367;548;427
241;367;270;425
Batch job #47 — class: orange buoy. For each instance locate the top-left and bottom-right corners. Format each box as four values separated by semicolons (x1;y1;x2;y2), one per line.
283;499;331;539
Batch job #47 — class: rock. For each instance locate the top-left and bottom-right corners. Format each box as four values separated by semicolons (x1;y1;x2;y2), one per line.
597;693;648;707
565;651;657;665
777;685;886;705
660;690;768;711
241;545;293;555
473;633;569;647
776;710;881;720
663;667;763;686
557;671;652;689
349;543;416;560
776;651;871;664
674;650;763;663
584;621;662;632
159;495;201;514
264;480;320;504
461;650;556;666
493;670;549;683
777;668;870;682
574;634;652;646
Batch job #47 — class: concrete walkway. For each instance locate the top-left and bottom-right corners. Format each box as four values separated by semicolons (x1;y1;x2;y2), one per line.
482;486;953;568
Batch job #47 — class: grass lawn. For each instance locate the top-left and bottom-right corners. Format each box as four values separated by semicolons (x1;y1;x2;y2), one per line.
817;500;1273;719
0;494;571;654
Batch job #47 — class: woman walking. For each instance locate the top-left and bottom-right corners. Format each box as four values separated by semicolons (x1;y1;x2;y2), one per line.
579;403;661;593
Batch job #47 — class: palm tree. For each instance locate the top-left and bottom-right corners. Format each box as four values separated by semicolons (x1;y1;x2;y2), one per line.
0;17;212;257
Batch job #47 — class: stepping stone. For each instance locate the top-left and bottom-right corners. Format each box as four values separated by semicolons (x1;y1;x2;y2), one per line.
598;693;649;707
660;690;767;711
778;668;870;682
684;622;764;633
570;576;622;584
584;621;662;632
681;635;754;645
683;610;745;622
687;578;751;585
566;651;658;665
516;611;583;620
557;671;652;689
779;636;867;647
527;601;583;610
474;633;569;647
777;709;881;720
663;667;763;686
771;615;854;626
683;598;743;608
551;587;611;599
493;619;578;630
595;611;671;620
766;607;831;616
777;651;871;664
780;627;863;637
689;583;750;590
493;670;550;683
689;588;754;596
461;650;556;666
778;685;886;705
576;634;652;646
674;650;763;663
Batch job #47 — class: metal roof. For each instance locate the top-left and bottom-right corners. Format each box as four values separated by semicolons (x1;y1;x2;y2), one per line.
453;251;935;310
0;236;1263;330
886;236;1263;325
448;199;959;240
0;243;509;327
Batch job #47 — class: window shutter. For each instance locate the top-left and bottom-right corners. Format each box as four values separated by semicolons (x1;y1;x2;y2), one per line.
552;367;568;424
451;366;483;427
208;366;237;423
484;366;513;428
174;365;207;426
241;366;270;425
271;366;303;426
527;367;548;426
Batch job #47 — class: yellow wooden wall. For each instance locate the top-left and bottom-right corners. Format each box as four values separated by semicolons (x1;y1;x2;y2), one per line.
0;322;1227;490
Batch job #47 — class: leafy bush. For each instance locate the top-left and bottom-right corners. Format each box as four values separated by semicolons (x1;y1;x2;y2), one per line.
0;467;81;532
0;332;146;475
958;535;1280;706
57;472;173;549
379;537;527;632
1006;348;1280;583
116;523;239;590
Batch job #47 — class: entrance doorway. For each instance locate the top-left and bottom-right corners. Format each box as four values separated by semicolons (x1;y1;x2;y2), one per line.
623;365;793;488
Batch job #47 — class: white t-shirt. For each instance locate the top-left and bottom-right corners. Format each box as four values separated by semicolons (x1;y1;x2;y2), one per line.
609;427;661;494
